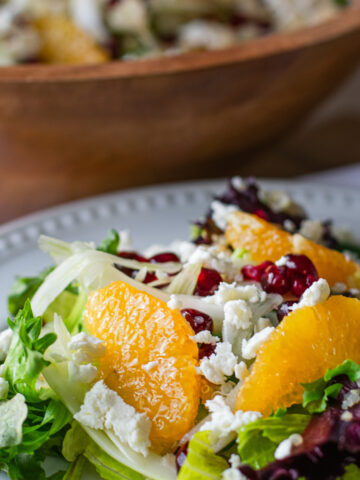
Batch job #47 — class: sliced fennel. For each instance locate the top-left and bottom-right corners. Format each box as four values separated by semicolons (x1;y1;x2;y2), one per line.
166;263;202;295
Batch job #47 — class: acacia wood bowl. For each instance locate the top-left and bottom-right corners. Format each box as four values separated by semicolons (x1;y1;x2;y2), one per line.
0;1;360;221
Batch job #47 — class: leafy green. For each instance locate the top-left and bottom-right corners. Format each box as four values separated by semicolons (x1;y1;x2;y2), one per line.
63;456;86;480
335;241;360;259
177;431;228;480
97;229;120;255
342;464;360;479
302;360;360;413
231;247;249;260
0;301;72;479
8;268;54;317
237;414;310;470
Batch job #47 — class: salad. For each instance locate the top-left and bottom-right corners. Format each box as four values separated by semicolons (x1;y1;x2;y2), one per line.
0;0;350;65
1;177;360;480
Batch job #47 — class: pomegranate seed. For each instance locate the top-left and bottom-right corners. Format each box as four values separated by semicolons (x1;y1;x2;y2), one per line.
199;343;216;360
195;268;222;297
284;254;318;279
181;309;213;334
143;272;157;284
242;261;273;282
175;442;189;472
254;209;270;221
117;251;148;263
261;264;289;295
277;301;296;321
290;272;309;297
150;252;180;263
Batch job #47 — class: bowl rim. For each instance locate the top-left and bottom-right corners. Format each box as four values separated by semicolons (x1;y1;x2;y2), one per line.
1;1;360;83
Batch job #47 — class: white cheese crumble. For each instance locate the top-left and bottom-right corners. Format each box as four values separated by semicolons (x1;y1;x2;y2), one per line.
0;329;12;362
291;278;330;311
68;361;98;384
186;247;238;282
275;256;289;267
201;395;261;442
298;220;323;243
0;377;9;400
106;0;148;34
341;411;354;422
205;282;266;306
222;454;247;480
274;434;303;460
255;317;272;333
231;176;245;192
234;361;249;382
198;342;238;385
211;200;238;231
224;300;253;330
68;332;106;364
332;282;347;294
342;389;360;410
142;360;159;372
241;326;274;360
74;380;151;456
167;294;183;310
192;331;220;344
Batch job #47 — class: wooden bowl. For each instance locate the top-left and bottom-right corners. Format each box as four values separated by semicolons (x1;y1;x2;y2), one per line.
0;1;360;221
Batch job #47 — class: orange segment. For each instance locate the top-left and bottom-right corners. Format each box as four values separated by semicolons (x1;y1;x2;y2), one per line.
84;280;200;453
226;211;360;287
34;16;109;64
236;296;360;416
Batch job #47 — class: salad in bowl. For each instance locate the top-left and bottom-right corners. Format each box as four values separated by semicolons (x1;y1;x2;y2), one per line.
0;178;360;480
0;0;351;65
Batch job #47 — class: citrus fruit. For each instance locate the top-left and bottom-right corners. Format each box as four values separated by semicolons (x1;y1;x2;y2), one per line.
84;280;200;453
226;211;360;288
236;296;360;416
34;16;109;64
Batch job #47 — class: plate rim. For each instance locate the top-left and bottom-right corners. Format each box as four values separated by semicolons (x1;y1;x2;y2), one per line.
1;177;360;242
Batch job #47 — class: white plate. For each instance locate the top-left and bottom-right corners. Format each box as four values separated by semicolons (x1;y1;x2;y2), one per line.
1;178;360;324
0;178;360;479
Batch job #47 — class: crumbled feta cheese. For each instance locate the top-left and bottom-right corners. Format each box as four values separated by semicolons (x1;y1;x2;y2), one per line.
283;219;296;233
229;454;241;469
211;200;238;231
0;378;9;400
231;177;245;192
222;466;247;480
298;220;323;243
186;247;238;282
275;256;288;267
201;395;261;442
179;20;236;51
198;342;238;385
342;389;360;410
142;360;159;372
224;300;253;330
291;279;330;311
341;411;354;422
234;361;249;382
68;361;98;383
206;282;266;306
74;380;151;456
260;189;292;213
0;328;12;362
68;332;106;364
167;294;183;310
242;326;274;360
274;434;303;460
255;317;272;332
192;331;220;344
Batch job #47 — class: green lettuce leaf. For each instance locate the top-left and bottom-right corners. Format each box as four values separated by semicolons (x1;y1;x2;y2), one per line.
237;413;310;470
0;301;72;479
177;431;228;480
8;268;54;316
302;360;360;413
97;229;120;255
342;464;360;479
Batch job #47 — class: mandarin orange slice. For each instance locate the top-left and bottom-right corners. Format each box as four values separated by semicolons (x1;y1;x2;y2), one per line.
236;296;360;416
226;211;360;288
84;280;200;453
34;16;109;64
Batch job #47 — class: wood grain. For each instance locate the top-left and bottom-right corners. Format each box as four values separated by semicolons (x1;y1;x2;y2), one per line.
0;2;360;223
